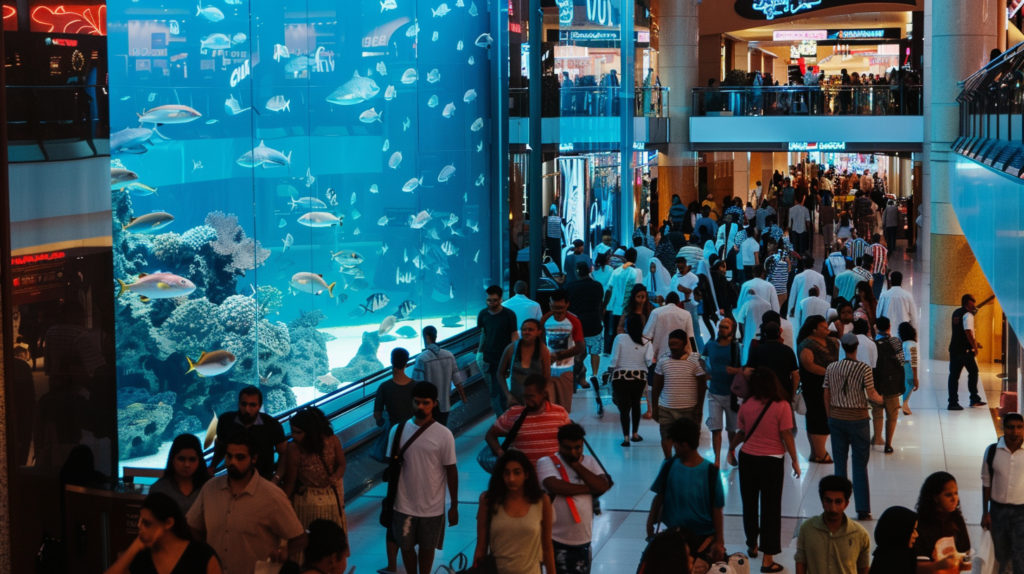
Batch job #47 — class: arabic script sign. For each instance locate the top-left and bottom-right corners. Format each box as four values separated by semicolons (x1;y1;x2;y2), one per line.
734;0;916;21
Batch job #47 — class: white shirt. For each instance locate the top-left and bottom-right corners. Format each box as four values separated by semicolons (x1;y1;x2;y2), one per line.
388;421;457;517
737;296;772;363
671;272;700;310
643;305;694;359
839;334;877;368
788;269;827;319
607;264;643;315
797;296;832;333
963;311;975;334
780;317;795;351
609;334;654;371
537;453;605;545
788;204;811;234
634;246;655;278
503;294;542;325
876;285;918;330
981;437;1024;505
736;277;781;314
740;237;760;266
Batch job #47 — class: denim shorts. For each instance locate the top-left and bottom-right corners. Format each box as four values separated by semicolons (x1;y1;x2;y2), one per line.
705;393;737;433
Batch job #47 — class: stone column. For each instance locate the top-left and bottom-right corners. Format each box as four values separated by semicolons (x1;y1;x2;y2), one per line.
732;40;749;73
928;0;998;360
657;0;700;220
697;34;721;86
733;151;749;202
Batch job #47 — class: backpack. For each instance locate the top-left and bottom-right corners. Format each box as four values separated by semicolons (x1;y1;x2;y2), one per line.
872;337;904;396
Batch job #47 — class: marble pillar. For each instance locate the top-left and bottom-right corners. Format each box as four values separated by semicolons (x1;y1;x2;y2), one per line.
733;152;749;202
732;40;749;73
657;0;699;219
697;34;721;87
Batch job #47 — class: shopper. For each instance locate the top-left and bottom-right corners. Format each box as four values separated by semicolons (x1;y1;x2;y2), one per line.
542;289;586;412
473;450;556;574
150;434;209;515
374;348;417;438
609;314;655;446
882;200;900;252
788;200;812;256
638;529;693;574
496;319;550;407
537;423;612;574
671;256;704;352
788;257;827;322
546;205;565;270
796;286;831;333
477;285;520;416
413;326;468;427
281;407;347;538
563;240;592;285
485;374;571;467
606;248;644;353
103;492;222;574
868;507;919;574
913;472;971;570
794;475;871;574
898;322;920;415
981;413;1024;574
616;284;653;334
734;368;800;572
293;520;349;574
737;264;781;313
703;318;741;467
634;235;656;276
737;289;771;364
869;234;889;300
740;226;761;283
947;294;986;410
503;281;543;324
651;330;707;459
644;258;674;304
567;261;607;391
871;317;906;454
210;386;288;482
188;434;307;574
746;321;800;403
646;418;726;563
797;315;838;464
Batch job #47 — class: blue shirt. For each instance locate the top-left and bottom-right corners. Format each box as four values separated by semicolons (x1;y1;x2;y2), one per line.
704;340;737;396
781;187;795;205
694;217;718;240
650;458;724;537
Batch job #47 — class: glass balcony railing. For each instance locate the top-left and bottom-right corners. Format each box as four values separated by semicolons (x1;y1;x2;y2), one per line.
509;86;669;118
6;85;110;162
692;85;923;117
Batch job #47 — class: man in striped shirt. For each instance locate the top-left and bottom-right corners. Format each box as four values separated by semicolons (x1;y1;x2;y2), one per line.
485;374;571;467
868;234;888;300
651;329;707;458
824;333;885;521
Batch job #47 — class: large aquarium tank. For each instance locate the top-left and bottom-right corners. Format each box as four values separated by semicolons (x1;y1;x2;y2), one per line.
108;0;495;467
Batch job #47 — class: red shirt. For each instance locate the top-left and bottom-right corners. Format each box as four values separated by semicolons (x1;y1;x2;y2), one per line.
495;402;571;466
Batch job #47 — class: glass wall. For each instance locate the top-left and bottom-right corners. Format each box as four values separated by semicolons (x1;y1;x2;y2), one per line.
108;0;495;467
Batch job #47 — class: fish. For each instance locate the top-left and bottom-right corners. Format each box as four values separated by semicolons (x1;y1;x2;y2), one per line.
225;0;242;4
395;300;417;319
442;102;456;118
204;407;218;449
342;267;365;278
475;173;485;186
426;69;441;83
326;71;381;105
442;213;459;228
318;373;342;389
117;272;196;302
382;139;389;152
266;95;291;112
224;95;250;115
298;212;343;227
200;33;232;51
359;108;383;123
138;104;202;124
438;163;456;183
289;272;336;297
456;0;464;6
326;188;338;206
412;255;423;268
111;127;160;154
467;220;479;233
384;85;396;100
121;182;158;196
389;152;403;169
409;210;432;228
378;215;393;226
473;249;480;263
370;184;379;194
147;93;157;102
378;315;397;335
232;33;247;44
474;32;492;47
457;40;464;51
111;168;139;186
442;315;463;327
402;176;422;192
406;23;419;37
427;95;439;108
432;31;439;42
476;141;483;153
464;89;478;103
279;219;287;228
350;192;357;205
304;168;315;187
400;69;418;84
471;117;484;131
441;241;459;256
290;196;327;211
463;192;468;202
403;117;411;131
331;250;364;267
353;228;361;236
186;350;236;377
285;56;311;74
237;140;292;171
196;2;224;22
346;278;370;292
335;293;349;305
205;119;219;125
282;233;294;252
426;228;441;240
351;209;361;220
432;3;451;16
468;56;475;65
396;269;414;284
376;61;388;75
380;0;397;11
395;326;418;338
403;249;409;262
120;96;131;101
469;1;478;16
122;211;174;233
380;242;389;255
356;293;390;315
436;267;443;275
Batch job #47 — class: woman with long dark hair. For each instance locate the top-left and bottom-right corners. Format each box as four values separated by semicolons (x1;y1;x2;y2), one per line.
732;368;800;570
282;407;348;544
616;284;653;334
854;281;877;335
899;322;919;415
609;314;654;446
869;506;918;574
473;450;555;574
797;315;838;464
497;319;551;406
149;434;209;514
914;473;971;574
103;492;221;574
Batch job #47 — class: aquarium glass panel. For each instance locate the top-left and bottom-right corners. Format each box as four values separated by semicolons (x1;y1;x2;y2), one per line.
109;0;494;469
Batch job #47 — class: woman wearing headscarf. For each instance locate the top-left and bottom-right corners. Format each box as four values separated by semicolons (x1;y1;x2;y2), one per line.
644;259;673;305
869;506;918;574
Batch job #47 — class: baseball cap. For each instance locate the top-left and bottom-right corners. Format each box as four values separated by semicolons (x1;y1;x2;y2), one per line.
840;333;859;347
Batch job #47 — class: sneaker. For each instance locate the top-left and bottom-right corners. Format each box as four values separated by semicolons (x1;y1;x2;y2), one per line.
948;404;965;411
970;401;988;408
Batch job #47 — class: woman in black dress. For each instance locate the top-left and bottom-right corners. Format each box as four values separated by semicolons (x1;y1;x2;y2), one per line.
797;315;839;464
103;493;221;574
869;506;919;574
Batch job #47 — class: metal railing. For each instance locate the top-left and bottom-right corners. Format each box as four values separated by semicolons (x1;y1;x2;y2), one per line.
952;41;1024;170
510;86;669;118
692;85;923;117
5;85;109;161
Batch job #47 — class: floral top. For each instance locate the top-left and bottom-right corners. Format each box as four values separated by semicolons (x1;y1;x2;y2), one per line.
295;440;338;489
798;337;839;371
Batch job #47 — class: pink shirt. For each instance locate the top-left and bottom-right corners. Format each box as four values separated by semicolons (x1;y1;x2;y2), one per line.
737;398;794;457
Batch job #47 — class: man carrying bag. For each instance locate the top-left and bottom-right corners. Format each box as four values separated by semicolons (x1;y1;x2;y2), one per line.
481;374;570;471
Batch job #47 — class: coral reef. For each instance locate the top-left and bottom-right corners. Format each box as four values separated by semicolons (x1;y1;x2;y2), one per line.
266;310;329;388
206;211;271;275
331;330;385;383
117;402;174;459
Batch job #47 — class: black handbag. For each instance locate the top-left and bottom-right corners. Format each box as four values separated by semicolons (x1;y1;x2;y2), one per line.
379;420;434;528
476;408;529;473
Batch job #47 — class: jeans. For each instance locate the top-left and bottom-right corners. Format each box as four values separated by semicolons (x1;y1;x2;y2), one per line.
828;417;871;513
990;501;1024;574
476;354;508;416
948;352;982;406
738;451;784;555
884;226;898;252
872;273;885;300
903;363;915;403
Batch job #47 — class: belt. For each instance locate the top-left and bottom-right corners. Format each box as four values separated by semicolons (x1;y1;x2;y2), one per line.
990;500;1024;509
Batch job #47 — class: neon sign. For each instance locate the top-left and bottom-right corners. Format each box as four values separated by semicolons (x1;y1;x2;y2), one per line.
752;0;822;20
586;0;616;26
789;142;846;151
12;251;66;266
31;5;107;35
736;0;915;21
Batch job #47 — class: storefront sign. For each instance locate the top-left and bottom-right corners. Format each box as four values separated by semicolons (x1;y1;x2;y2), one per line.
735;0;915;21
789;141;846;151
790;40;817;58
566;30;618;42
773;30;826;41
558;30;650;45
827;28;901;40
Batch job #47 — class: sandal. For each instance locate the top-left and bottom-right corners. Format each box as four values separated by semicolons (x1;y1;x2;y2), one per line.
810;454;834;464
621;440;631;447
760;563;785;573
631;435;643;442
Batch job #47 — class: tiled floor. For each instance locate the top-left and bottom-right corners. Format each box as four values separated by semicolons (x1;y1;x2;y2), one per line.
344;240;1001;574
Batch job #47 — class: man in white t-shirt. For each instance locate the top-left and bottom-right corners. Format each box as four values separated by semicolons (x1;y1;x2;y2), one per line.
503;281;543;325
739;226;760;284
542;289;586;413
643;292;694;361
537;423;611;574
671;255;704;352
839;319;877;368
387;383;459;574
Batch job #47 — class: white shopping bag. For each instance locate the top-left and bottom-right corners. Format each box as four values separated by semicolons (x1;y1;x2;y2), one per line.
972;530;998;574
254;559;283;574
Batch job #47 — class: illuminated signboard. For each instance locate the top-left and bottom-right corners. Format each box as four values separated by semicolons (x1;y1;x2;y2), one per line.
789;142;846;151
11;251;66;266
736;0;915;21
826;28;901;40
773;30;827;41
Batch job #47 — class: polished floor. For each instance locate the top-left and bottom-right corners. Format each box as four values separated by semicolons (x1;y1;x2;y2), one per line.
343;238;1002;574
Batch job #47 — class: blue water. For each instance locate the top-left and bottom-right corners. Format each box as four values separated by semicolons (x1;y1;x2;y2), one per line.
109;0;494;464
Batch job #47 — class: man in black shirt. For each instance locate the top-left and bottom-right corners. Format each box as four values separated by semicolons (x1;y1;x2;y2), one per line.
948;294;986;410
477;285;519;416
567;261;607;410
210;386;288;482
745;317;800;402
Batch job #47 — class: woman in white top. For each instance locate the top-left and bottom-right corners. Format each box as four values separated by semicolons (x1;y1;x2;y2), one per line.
592;251;613;290
898;322;919;415
829;302;855;336
608;314;654;447
644;259;673;304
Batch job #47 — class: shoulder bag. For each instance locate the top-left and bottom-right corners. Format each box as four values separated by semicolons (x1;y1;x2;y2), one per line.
317;446;344;517
476;408;530;473
379;420;435;528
